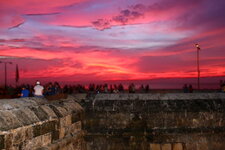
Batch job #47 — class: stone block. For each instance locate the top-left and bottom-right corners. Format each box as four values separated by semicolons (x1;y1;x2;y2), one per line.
30;106;49;121
12;126;33;145
39;105;58;119
23;133;51;149
3;133;13;149
173;143;183;150
71;112;81;123
162;144;172;150
0;134;5;149
150;143;161;150
63;102;84;113
66;121;82;135
12;108;40;126
59;115;72;128
59;127;66;139
0;111;23;131
33;120;57;138
49;105;69;118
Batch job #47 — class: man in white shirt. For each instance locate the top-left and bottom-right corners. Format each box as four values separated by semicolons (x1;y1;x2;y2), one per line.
34;81;44;97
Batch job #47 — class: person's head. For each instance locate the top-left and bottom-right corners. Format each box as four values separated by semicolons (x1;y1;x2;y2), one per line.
36;81;41;85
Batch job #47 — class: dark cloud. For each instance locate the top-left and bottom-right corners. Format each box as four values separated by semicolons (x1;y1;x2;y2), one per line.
92;4;144;30
113;9;143;24
8;21;25;30
92;19;111;30
0;39;26;43
25;12;61;16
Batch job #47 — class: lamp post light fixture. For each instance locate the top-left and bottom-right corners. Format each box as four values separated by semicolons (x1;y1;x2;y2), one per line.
0;61;13;89
195;44;201;90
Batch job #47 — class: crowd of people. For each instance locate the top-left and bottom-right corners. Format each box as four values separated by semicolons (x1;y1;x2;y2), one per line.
182;84;193;93
0;81;151;98
0;80;225;99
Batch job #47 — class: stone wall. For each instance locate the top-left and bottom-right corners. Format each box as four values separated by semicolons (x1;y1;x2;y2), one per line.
0;95;84;150
83;93;225;150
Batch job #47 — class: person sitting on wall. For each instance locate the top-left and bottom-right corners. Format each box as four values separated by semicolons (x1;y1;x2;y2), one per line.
20;86;30;98
183;84;188;93
222;81;225;93
188;84;193;93
45;82;56;96
33;81;44;97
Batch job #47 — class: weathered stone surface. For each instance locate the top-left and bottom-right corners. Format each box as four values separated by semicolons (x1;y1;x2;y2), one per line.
39;105;58;119
0;96;84;150
173;143;183;150
0;111;23;131
150;143;161;150
66;121;82;135
12;126;33;145
48;105;69;118
161;143;172;150
33;120;57;138
30;106;49;121
84;93;225;150
23;133;52;150
0;135;4;149
12;108;40;126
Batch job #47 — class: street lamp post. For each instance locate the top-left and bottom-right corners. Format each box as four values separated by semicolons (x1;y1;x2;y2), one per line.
0;61;13;89
195;44;201;90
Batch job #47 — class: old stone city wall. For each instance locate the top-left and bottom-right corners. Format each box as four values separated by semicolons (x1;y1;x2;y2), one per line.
0;95;84;150
83;93;225;150
1;93;225;150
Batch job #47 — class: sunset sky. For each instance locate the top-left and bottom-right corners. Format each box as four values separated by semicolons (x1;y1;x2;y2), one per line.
0;0;225;86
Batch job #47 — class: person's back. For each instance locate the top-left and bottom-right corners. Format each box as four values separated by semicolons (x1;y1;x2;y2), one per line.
21;88;29;97
34;81;44;97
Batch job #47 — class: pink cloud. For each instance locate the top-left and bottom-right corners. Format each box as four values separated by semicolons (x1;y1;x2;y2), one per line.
1;0;225;85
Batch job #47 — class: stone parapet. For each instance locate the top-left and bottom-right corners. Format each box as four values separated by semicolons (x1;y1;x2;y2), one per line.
0;95;84;150
84;93;225;150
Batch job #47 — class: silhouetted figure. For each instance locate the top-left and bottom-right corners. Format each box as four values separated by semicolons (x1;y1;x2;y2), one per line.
188;84;193;93
63;85;69;93
54;82;61;94
110;85;113;93
139;84;145;93
220;80;225;92
183;84;188;93
129;83;135;93
45;82;56;96
222;81;225;93
104;84;108;93
145;85;150;93
113;84;119;93
118;83;124;92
